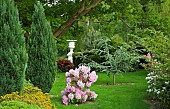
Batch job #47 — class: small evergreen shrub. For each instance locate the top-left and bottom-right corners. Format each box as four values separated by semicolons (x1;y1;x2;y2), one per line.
0;86;56;109
0;0;28;96
57;59;74;72
26;2;57;93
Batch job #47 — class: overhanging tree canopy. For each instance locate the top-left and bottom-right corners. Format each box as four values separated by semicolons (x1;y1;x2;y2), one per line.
14;0;169;38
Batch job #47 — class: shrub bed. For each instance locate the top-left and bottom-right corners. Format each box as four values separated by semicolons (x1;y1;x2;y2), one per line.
0;86;56;109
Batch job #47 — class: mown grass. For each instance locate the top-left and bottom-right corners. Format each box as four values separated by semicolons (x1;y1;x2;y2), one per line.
50;70;150;109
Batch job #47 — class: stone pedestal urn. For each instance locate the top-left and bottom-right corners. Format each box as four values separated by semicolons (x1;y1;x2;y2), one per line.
67;40;77;63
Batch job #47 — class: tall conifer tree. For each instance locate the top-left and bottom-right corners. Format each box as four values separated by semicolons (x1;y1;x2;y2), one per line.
26;2;57;93
0;0;28;96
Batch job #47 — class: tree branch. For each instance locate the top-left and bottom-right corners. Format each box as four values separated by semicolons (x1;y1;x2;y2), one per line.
53;0;102;38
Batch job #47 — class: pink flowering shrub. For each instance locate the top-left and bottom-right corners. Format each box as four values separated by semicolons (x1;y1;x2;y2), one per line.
140;53;158;69
142;53;170;107
61;66;98;105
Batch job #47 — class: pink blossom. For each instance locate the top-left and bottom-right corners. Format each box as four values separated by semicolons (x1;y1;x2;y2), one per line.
75;88;81;93
146;53;151;59
77;80;85;89
90;91;98;99
68;93;74;100
75;68;80;73
89;71;98;83
66;85;72;92
61;90;66;96
75;92;82;99
82;94;88;103
66;72;70;77
66;77;72;83
71;86;76;92
62;95;67;99
79;66;90;74
79;75;83;80
62;96;69;105
69;69;75;75
86;81;92;87
69;69;79;78
83;73;88;79
85;89;90;94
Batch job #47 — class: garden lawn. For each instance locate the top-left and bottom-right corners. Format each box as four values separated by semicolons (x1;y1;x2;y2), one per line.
50;70;150;109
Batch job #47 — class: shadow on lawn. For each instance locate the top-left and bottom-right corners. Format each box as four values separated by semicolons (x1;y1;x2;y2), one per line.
97;82;135;86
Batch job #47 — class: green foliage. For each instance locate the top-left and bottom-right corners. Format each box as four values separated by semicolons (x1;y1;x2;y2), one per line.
77;38;141;84
139;28;170;63
0;0;28;96
55;37;68;57
23;79;34;87
0;86;56;109
139;29;170;107
145;56;170;108
0;101;44;109
79;21;102;51
26;2;57;93
0;100;44;109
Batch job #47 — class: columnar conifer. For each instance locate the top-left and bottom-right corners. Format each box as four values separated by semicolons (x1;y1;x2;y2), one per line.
0;0;28;96
26;2;57;93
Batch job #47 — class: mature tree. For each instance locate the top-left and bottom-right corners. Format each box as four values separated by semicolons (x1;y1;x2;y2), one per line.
14;0;102;37
0;0;28;96
14;0;169;38
26;2;57;93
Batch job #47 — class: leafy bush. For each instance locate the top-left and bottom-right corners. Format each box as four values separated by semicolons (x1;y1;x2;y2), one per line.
144;54;170;108
26;2;57;93
0;86;56;109
57;59;74;72
0;0;28;96
139;29;170;108
61;66;98;105
0;100;44;109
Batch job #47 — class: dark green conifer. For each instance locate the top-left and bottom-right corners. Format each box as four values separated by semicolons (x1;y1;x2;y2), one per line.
0;0;28;96
26;2;57;93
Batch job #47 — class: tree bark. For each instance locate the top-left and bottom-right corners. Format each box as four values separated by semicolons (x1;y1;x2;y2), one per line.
53;0;102;38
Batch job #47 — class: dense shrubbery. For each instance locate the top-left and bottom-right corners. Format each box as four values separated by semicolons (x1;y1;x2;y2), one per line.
57;59;74;72
143;53;170;108
139;29;170;108
0;86;56;109
0;100;43;109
